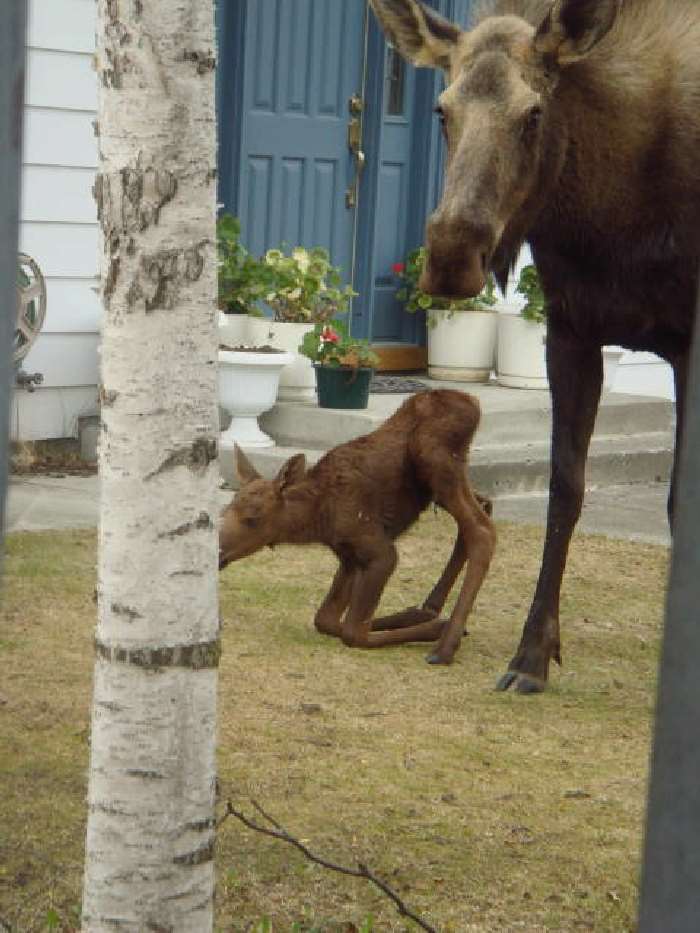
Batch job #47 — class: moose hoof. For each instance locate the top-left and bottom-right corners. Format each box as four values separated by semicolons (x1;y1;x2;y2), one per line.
425;651;454;665
495;670;546;694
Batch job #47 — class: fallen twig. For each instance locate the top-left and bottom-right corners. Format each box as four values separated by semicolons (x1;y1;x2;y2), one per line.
220;799;438;933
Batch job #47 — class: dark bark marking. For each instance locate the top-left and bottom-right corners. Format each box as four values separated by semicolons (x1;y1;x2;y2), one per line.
95;637;222;671
173;838;215;866
126;769;164;780
96;700;124;713
157;512;213;540
140;240;206;312
98;385;119;407
145;437;217;481
184;817;216;833
170;570;204;578
110;602;143;622
182;49;216;74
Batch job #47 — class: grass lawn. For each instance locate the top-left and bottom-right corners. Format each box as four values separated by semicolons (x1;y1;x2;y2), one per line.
0;513;668;931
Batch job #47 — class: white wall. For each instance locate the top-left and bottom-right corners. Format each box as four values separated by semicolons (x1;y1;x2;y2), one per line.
14;0;100;441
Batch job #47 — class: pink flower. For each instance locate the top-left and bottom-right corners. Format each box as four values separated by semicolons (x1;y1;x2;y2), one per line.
392;262;405;275
321;326;339;344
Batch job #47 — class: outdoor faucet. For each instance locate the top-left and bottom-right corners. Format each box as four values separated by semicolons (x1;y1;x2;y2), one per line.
15;369;44;393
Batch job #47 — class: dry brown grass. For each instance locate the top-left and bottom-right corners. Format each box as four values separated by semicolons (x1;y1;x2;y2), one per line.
0;514;667;931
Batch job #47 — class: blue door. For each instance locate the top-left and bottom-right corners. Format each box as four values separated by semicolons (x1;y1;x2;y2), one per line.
218;0;366;286
217;1;470;366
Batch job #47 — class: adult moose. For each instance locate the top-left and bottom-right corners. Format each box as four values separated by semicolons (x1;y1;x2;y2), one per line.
369;0;700;692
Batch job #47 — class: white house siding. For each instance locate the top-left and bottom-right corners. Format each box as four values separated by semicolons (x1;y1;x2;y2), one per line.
14;0;100;442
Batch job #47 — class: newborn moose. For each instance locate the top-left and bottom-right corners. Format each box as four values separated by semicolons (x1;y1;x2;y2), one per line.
219;389;495;664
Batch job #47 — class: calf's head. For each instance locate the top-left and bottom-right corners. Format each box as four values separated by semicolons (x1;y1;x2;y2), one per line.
369;0;620;295
219;446;307;570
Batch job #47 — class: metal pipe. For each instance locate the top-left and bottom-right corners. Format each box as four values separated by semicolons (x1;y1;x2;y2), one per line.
639;285;700;931
0;0;28;554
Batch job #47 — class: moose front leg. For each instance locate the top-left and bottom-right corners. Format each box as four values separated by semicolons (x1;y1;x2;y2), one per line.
314;559;356;638
341;544;447;648
497;333;603;694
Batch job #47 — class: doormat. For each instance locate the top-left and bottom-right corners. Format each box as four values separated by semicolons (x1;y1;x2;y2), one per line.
370;374;430;394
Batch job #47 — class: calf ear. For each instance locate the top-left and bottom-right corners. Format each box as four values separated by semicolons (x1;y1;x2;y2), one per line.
274;453;307;493
534;0;620;67
369;0;461;70
234;444;261;486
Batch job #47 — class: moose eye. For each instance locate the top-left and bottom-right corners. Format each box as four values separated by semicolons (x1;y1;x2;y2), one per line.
523;105;543;136
242;516;258;529
435;105;447;138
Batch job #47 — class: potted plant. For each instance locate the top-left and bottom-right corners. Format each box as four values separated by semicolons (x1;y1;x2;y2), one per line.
248;246;356;401
299;321;379;410
395;247;498;382
217;214;274;347
497;264;548;389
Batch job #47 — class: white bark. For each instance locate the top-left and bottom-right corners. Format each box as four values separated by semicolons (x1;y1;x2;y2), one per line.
82;2;220;929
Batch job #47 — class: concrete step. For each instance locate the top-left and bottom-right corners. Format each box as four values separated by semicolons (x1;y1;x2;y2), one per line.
222;384;674;496
259;388;674;451
220;430;673;496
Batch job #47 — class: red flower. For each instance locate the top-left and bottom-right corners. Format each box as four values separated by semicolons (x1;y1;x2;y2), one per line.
321;326;339;344
392;262;405;275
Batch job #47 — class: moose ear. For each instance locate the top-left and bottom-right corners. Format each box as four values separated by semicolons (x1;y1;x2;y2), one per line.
234;444;261;486
534;0;620;67
274;453;307;494
369;0;462;70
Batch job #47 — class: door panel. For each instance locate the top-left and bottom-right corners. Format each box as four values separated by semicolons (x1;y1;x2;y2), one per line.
238;0;366;281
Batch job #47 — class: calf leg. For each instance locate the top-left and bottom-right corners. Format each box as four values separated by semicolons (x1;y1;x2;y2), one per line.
497;333;602;694
372;494;491;632
341;543;447;648
425;491;496;665
314;560;356;638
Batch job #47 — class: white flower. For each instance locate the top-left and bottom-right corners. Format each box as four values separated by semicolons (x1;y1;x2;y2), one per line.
292;247;310;273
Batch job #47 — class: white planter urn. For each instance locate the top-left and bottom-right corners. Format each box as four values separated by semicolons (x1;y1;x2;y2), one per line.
218;310;250;347
248;317;316;401
427;309;498;382
497;313;548;389
218;348;293;451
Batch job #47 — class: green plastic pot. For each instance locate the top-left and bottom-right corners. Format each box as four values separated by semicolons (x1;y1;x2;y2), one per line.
314;364;373;409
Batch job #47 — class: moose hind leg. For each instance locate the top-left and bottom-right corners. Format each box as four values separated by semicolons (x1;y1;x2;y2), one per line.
425;490;495;665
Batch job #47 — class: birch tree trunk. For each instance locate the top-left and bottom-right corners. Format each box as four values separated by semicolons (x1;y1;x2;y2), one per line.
82;2;220;929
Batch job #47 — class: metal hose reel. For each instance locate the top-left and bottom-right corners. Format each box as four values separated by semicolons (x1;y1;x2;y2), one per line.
15;253;46;390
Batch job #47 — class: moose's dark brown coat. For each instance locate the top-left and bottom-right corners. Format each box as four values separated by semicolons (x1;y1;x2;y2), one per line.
219;390;495;664
369;0;700;691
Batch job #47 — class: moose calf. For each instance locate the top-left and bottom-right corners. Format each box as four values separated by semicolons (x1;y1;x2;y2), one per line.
219;389;495;665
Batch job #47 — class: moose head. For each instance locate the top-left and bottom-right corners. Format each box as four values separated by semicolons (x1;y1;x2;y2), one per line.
369;0;621;296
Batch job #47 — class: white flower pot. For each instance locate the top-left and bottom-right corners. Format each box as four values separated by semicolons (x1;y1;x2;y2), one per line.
218;348;293;450
248;318;316;401
218;310;250;347
497;313;548;389
427;309;498;382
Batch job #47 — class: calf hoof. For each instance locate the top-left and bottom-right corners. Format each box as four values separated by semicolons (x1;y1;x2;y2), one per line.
425;650;455;665
495;670;546;694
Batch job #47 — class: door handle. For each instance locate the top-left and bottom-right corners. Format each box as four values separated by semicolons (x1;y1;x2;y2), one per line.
346;102;366;208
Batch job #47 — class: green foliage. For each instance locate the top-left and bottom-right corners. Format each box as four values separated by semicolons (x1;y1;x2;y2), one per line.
516;264;547;324
217;214;276;316
299;320;379;370
263;247;357;324
394;246;497;322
